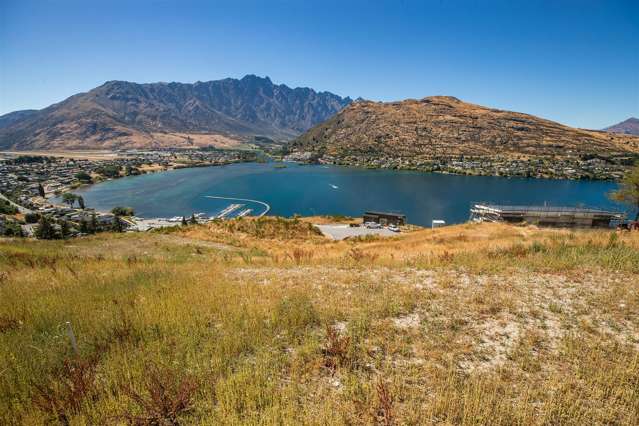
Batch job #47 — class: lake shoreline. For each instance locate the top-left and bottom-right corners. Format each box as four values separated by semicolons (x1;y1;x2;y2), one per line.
70;162;626;227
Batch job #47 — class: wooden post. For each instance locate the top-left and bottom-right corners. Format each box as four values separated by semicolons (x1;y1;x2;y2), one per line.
66;321;79;355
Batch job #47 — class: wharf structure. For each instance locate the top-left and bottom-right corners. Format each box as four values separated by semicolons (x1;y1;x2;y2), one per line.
363;211;406;226
470;204;625;228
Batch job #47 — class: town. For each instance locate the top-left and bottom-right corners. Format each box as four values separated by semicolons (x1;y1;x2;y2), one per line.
287;152;635;180
0;149;256;238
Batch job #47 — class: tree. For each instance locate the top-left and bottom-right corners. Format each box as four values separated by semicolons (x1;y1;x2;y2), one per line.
37;183;45;198
96;165;121;178
610;162;639;221
35;215;57;240
90;213;98;233
181;216;188;226
79;219;89;234
0;199;17;215
24;212;40;224
60;220;71;239
62;193;77;208
2;221;23;237
111;217;124;232
77;196;85;210
189;214;197;225
111;206;134;217
75;171;92;183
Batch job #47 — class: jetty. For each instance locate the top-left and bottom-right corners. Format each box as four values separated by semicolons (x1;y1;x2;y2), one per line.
204;196;270;217
216;203;243;219
470;204;625;228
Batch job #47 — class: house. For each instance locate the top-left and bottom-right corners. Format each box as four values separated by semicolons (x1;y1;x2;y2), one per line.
362;211;406;226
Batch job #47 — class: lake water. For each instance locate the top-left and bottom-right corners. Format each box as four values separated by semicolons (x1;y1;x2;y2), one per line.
69;162;627;226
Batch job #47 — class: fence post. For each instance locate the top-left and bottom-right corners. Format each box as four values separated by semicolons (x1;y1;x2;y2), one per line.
66;321;79;355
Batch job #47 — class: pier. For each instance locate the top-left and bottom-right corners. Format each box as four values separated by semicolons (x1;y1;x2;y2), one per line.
216;203;243;219
205;196;270;217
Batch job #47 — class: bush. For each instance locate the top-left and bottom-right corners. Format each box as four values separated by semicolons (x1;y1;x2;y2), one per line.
35;215;59;240
0;199;17;215
111;206;134;217
95;165;121;178
24;212;40;224
75;171;92;183
2;221;23;237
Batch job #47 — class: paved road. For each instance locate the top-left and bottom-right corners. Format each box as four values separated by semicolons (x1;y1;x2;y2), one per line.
315;224;399;240
0;192;33;214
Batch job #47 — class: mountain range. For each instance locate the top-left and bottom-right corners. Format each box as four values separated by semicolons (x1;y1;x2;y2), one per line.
604;117;639;136
290;97;639;161
0;75;352;150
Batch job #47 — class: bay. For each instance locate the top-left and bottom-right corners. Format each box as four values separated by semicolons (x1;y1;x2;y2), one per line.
68;162;626;226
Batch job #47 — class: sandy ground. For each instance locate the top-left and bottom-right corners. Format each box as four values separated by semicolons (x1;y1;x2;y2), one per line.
315;223;400;240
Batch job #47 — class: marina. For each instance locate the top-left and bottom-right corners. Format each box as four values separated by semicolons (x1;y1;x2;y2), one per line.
216;203;243;219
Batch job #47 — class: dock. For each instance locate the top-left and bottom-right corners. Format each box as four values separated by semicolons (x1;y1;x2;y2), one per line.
470;203;625;228
216;203;244;219
236;208;253;217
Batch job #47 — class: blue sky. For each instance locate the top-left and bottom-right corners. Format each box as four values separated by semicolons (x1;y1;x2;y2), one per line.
1;0;637;128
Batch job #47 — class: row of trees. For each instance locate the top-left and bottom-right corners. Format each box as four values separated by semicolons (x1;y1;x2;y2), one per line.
34;213;128;240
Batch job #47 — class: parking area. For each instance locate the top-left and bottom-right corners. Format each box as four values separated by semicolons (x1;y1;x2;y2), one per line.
314;224;399;240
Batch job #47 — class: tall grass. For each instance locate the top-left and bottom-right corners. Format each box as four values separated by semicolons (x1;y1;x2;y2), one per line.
1;224;638;424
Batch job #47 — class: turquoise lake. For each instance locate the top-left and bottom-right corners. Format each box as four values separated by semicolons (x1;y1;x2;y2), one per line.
70;162;627;226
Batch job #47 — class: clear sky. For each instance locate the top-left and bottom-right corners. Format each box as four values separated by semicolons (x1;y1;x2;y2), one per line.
1;0;637;129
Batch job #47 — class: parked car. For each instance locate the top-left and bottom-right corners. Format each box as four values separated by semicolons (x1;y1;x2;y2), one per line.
388;224;400;232
365;222;381;229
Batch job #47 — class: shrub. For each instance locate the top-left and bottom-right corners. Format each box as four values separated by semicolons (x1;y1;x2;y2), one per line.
33;356;99;424
322;324;351;372
122;363;198;425
95;165;121;178
24;212;40;223
0;199;17;215
2;221;24;237
74;171;92;183
111;206;134;216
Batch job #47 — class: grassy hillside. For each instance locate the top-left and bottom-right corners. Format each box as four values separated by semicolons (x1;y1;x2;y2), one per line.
1;218;638;424
291;97;639;159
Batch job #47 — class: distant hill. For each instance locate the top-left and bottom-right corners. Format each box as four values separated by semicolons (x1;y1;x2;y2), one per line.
290;96;639;161
604;117;639;136
0;75;352;151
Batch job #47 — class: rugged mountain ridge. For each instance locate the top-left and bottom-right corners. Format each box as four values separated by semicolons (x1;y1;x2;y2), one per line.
0;75;351;150
290;96;639;162
604;117;639;136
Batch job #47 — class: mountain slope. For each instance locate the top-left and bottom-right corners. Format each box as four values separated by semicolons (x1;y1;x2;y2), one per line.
290;96;639;161
604;117;639;136
0;110;38;129
0;75;351;150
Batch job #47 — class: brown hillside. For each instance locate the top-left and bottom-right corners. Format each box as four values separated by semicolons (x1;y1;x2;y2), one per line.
0;76;351;151
291;97;639;160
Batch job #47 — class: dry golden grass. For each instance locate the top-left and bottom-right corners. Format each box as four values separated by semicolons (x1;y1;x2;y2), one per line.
1;221;638;424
